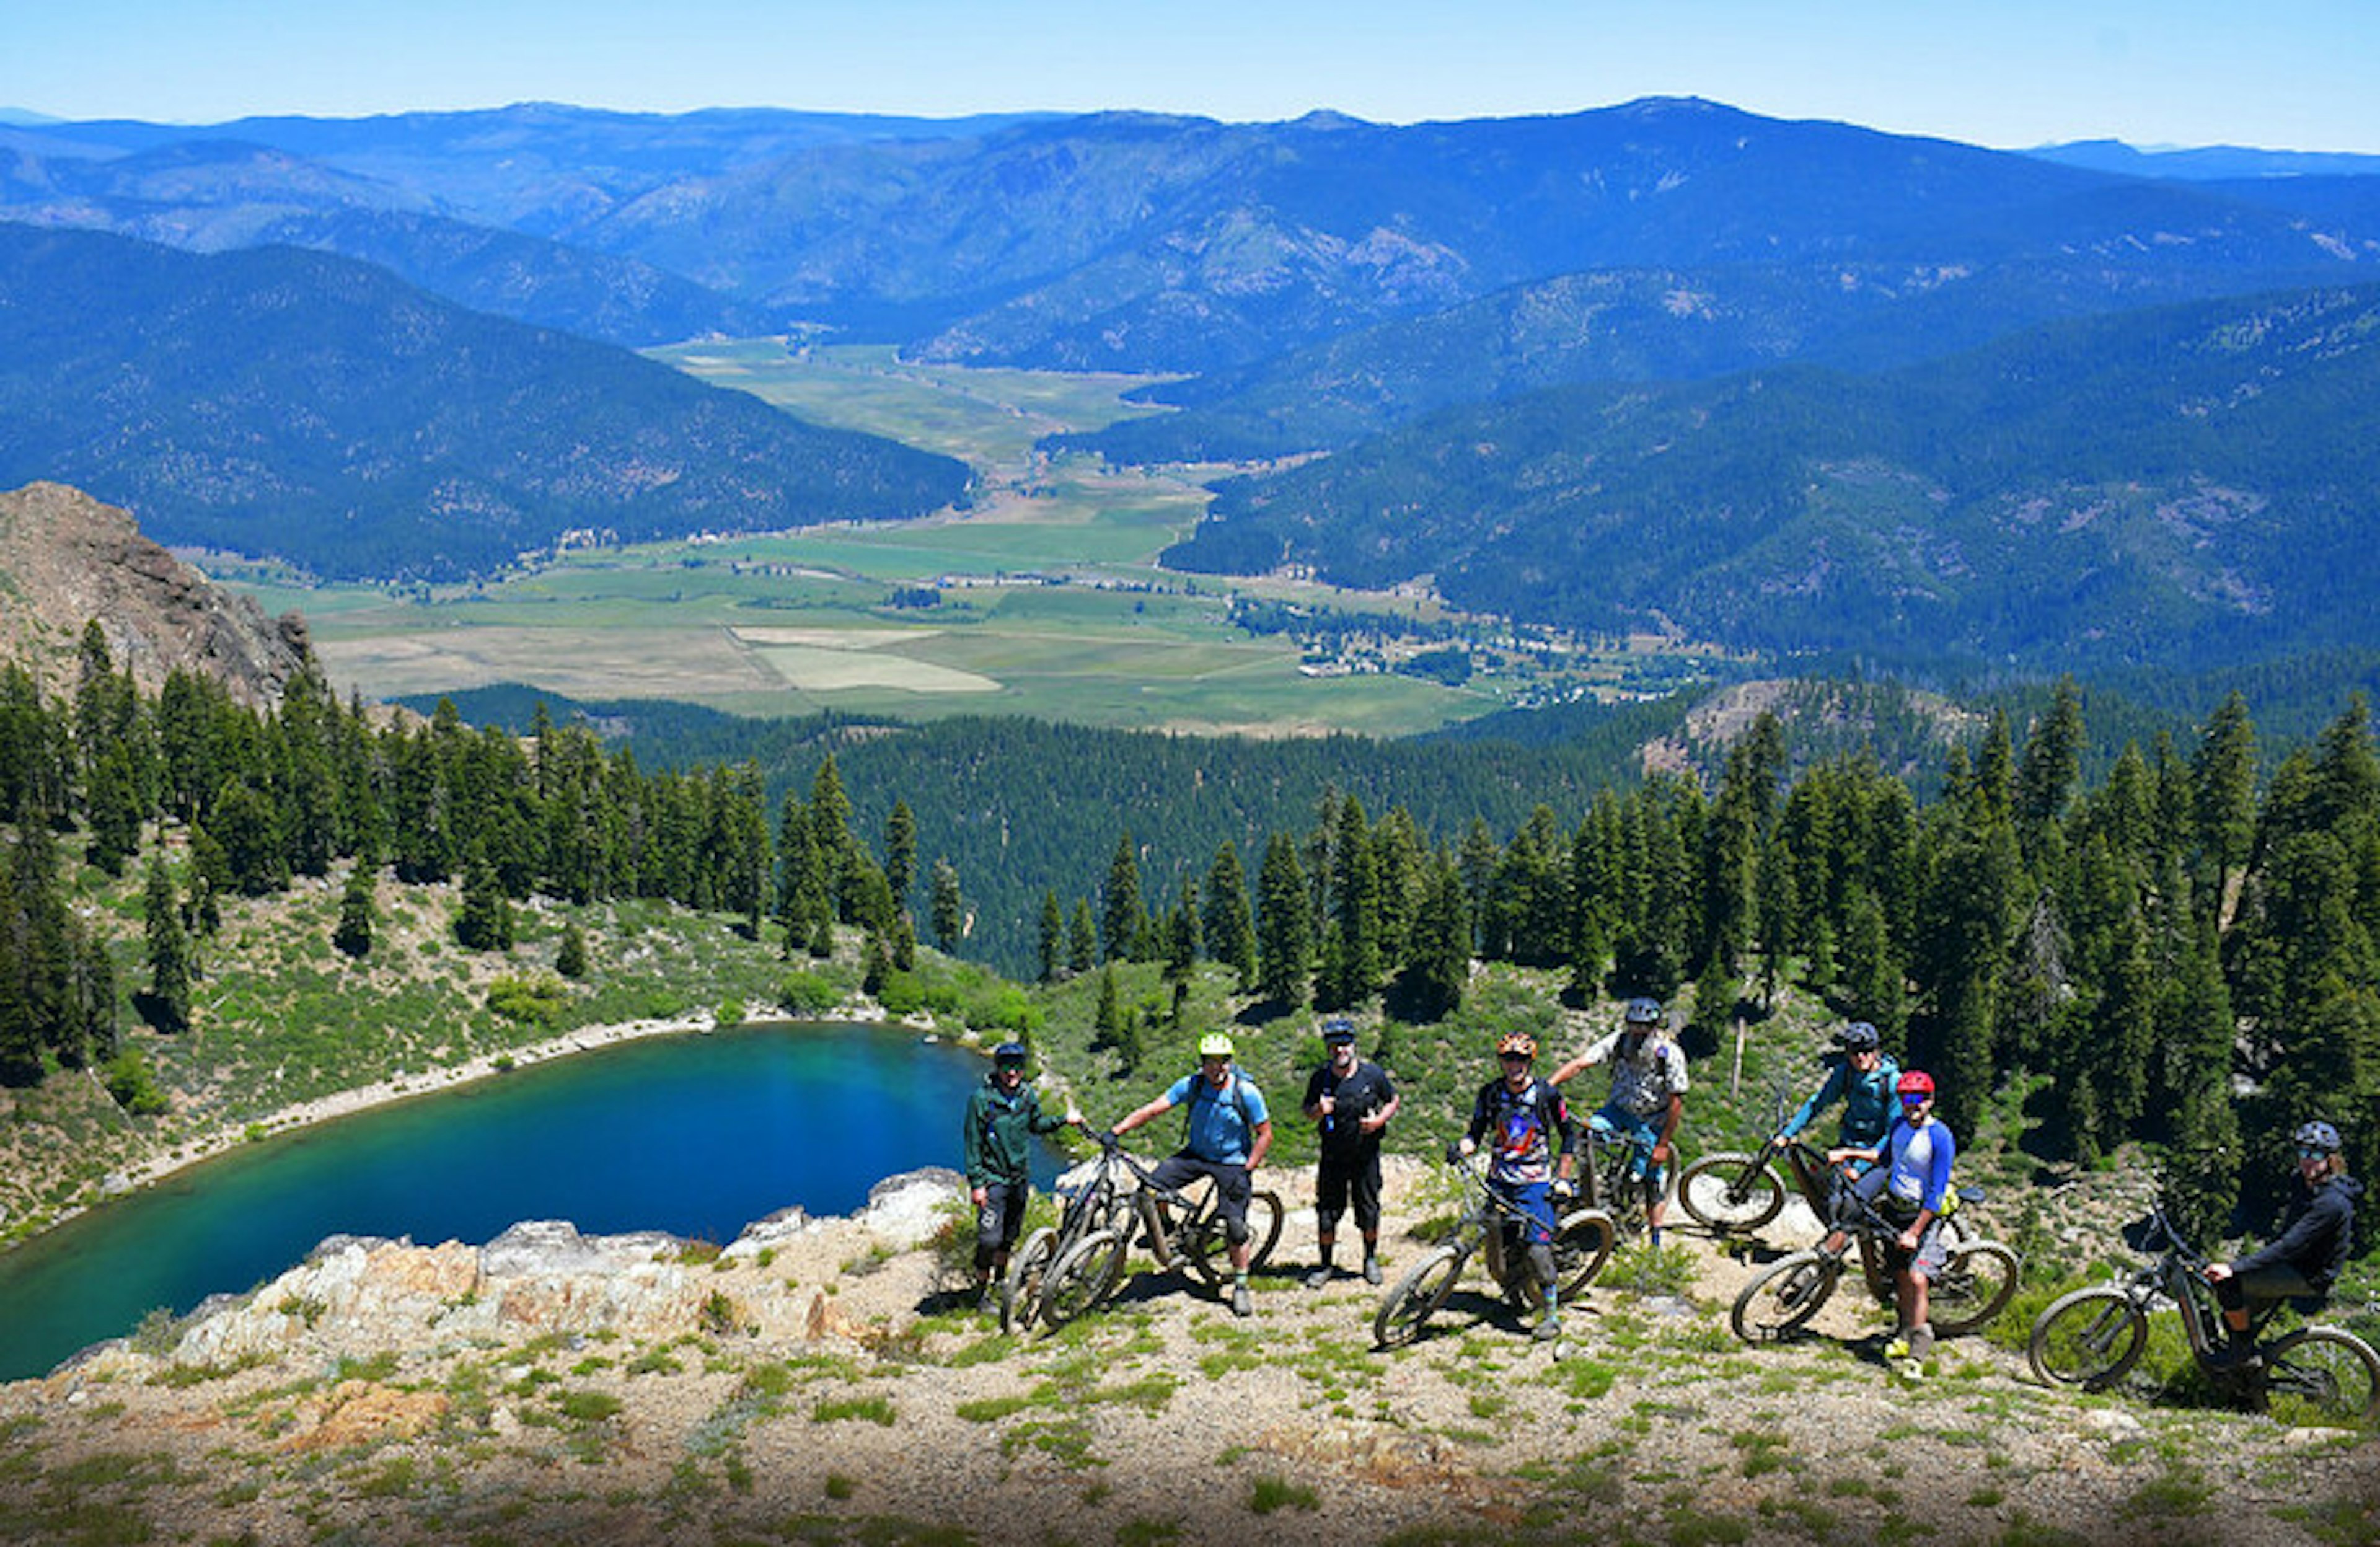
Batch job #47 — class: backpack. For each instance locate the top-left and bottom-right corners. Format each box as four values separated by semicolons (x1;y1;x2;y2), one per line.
1184;1070;1259;1142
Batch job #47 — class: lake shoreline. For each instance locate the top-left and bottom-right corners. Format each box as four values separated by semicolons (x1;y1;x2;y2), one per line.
47;1002;943;1245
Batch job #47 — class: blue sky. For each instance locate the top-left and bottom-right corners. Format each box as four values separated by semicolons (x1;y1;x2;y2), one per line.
6;0;2376;152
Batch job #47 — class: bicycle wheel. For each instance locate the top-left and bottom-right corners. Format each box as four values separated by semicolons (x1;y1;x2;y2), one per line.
1000;1227;1057;1334
1928;1240;2021;1336
1553;1208;1617;1298
2263;1326;2380;1427
1374;1245;1465;1349
1038;1229;1125;1330
1183;1188;1285;1284
1677;1152;1787;1233
2026;1287;2149;1390
1731;1250;1840;1344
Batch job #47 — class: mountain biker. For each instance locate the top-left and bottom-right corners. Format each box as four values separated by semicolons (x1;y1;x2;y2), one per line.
1779;1021;1900;1168
1843;1069;1955;1372
1458;1031;1577;1342
961;1041;1080;1312
1303;1016;1400;1289
1110;1031;1274;1318
2203;1119;2363;1368
1549;996;1688;1248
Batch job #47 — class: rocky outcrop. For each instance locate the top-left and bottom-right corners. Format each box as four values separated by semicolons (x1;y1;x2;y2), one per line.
94;1171;969;1377
0;480;311;707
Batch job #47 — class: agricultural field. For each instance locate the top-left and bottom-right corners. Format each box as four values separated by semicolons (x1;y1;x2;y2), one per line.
220;343;1721;734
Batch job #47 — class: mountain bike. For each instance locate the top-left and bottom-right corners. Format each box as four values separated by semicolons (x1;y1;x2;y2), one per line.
1579;1114;1680;1241
1374;1145;1616;1349
1678;1098;1986;1279
1002;1130;1138;1333
2027;1199;2379;1425
1034;1134;1284;1329
1731;1165;2020;1344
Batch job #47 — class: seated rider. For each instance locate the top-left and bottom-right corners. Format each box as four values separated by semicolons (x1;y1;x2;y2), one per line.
1109;1031;1273;1318
1779;1021;1899;1171
1843;1069;1955;1370
1549;996;1687;1248
2203;1119;2363;1368
1458;1031;1577;1342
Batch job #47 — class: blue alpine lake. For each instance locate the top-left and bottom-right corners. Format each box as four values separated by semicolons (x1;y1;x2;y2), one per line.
0;1021;1052;1382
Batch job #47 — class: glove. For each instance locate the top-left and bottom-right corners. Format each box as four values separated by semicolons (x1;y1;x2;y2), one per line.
1551;1178;1576;1203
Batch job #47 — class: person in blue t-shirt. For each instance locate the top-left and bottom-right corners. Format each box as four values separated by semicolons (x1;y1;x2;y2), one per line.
1111;1031;1273;1317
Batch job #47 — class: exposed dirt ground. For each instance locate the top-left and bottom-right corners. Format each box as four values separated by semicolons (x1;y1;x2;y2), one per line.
2;1159;2373;1546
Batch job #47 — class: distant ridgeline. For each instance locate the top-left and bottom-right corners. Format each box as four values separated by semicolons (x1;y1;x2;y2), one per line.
0;224;970;581
4;631;2377;1243
1161;283;2380;679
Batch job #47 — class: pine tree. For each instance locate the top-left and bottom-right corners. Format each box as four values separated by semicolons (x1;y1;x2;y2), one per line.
1320;796;1381;1010
1067;899;1097;975
455;847;515;953
885;801;919;913
556;920;590;980
1202;842;1258;987
1397;850;1470;1021
334;863;376;958
930;858;965;950
1092;964;1122;1050
144;857;193;1033
2015;676;2086;848
1037;889;1065;982
1255;831;1313;1008
1100;832;1143;963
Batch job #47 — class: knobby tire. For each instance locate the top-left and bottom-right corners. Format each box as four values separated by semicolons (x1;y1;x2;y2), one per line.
1928;1240;2021;1336
2263;1326;2380;1426
2025;1286;2149;1390
1732;1250;1839;1344
1375;1245;1465;1349
1038;1228;1125;1330
1677;1152;1787;1233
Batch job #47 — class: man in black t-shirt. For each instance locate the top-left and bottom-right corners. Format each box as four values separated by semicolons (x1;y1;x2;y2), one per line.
1302;1016;1399;1287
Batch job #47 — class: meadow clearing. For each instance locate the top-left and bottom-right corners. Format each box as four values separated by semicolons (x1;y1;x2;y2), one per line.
219;343;1715;734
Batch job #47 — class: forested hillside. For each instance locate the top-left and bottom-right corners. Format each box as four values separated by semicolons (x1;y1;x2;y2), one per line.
7;624;2374;1256
0;224;971;578
1166;282;2380;675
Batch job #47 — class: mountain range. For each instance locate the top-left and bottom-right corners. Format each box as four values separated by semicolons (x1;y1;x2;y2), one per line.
1165;281;2380;675
0;224;969;579
6;96;2379;682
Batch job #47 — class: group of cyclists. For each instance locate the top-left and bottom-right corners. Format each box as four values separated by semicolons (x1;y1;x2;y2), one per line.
959;1001;2359;1378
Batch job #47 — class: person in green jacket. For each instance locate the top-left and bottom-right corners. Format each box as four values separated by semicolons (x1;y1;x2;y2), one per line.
963;1041;1078;1311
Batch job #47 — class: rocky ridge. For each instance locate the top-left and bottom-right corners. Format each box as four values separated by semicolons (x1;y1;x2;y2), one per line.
0;480;310;706
4;1162;2372;1546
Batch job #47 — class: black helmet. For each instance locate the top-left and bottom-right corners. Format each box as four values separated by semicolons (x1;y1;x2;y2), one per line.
2294;1119;2343;1155
1834;1021;1881;1052
1623;997;1662;1026
993;1041;1028;1068
1320;1016;1357;1045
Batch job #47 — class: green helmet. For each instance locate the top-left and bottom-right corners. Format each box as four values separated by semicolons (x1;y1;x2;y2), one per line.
1197;1032;1236;1060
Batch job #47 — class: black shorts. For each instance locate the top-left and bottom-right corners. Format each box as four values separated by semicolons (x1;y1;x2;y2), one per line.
1150;1153;1252;1237
1315;1148;1383;1234
974;1180;1028;1257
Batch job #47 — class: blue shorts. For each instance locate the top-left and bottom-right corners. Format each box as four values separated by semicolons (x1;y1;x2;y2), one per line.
1590;1108;1667;1184
1491;1179;1557;1246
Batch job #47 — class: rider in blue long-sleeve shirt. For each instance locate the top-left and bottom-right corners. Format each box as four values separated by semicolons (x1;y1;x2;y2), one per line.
1779;1021;1900;1167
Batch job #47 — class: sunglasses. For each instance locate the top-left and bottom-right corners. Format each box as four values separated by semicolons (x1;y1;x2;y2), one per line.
2299;1147;2332;1161
1900;1093;1931;1106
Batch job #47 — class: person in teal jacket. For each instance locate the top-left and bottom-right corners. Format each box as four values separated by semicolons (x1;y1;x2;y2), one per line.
963;1041;1077;1310
1778;1021;1900;1167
